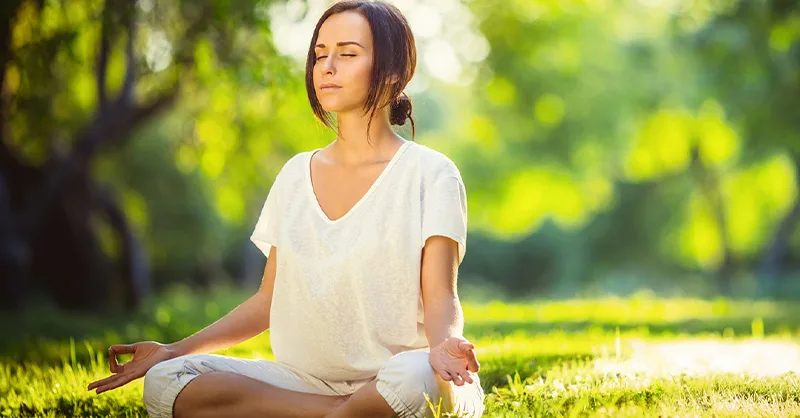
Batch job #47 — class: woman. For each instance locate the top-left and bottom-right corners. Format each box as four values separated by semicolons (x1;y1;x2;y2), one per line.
87;1;485;417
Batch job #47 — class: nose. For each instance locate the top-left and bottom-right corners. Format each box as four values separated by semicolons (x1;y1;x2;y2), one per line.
320;56;335;75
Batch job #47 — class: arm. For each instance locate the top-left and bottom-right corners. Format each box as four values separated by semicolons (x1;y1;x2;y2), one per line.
421;235;464;348
87;246;279;394
167;245;278;357
421;236;480;386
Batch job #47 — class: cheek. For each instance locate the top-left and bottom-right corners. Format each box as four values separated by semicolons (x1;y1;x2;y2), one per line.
312;65;322;83
355;57;373;78
348;59;373;94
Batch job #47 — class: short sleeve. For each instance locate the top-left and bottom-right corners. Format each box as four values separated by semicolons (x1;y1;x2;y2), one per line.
421;170;468;264
250;172;283;258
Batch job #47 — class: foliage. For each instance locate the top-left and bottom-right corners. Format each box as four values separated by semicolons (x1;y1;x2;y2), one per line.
4;0;800;307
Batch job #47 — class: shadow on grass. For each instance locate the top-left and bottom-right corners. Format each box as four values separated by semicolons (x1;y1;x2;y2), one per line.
11;396;147;418
478;353;595;389
4;316;798;366
466;316;800;339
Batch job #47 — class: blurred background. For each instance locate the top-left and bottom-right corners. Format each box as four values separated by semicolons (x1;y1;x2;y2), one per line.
1;0;799;315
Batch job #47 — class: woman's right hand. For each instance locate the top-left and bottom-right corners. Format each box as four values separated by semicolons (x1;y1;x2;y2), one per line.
87;341;177;394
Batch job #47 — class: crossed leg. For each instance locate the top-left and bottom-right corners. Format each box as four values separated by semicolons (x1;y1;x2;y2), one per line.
172;371;350;418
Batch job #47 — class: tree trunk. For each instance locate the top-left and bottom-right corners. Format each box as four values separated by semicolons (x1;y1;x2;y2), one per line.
0;136;41;310
689;145;735;295
95;185;150;309
0;1;24;310
708;170;735;296
29;169;111;310
758;150;800;297
0;169;28;310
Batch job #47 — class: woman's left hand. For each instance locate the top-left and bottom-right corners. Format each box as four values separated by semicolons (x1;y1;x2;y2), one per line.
429;336;481;386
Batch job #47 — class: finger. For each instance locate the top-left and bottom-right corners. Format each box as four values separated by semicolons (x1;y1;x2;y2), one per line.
450;371;465;386
110;343;136;354
88;374;118;391
466;349;480;372
92;374;124;394
107;347;118;373
108;344;135;373
437;369;453;382
95;373;136;394
459;370;474;384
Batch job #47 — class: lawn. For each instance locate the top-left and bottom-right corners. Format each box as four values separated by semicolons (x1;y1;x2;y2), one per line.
2;285;799;417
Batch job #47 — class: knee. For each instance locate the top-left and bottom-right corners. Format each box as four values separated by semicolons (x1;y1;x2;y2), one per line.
143;354;207;418
387;351;440;395
377;351;447;417
142;356;183;411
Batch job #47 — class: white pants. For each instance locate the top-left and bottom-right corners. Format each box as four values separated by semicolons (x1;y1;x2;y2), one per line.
143;351;485;418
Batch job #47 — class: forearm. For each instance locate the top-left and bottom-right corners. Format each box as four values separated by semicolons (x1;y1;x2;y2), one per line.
168;291;271;357
424;295;464;348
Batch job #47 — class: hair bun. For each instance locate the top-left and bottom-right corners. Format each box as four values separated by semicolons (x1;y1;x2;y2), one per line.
390;93;412;126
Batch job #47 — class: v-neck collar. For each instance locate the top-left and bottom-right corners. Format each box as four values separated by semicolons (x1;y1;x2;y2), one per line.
306;141;413;224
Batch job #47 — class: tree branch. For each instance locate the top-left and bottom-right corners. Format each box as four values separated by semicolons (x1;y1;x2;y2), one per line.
120;1;136;105
97;2;112;111
20;90;179;239
758;149;800;294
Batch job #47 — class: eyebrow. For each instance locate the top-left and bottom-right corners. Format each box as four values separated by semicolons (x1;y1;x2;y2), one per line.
314;41;365;49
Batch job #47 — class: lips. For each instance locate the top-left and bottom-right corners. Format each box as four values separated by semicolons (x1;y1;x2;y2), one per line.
319;83;341;92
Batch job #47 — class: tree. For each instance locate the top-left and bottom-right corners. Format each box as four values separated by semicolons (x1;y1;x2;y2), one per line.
0;0;289;311
681;0;800;295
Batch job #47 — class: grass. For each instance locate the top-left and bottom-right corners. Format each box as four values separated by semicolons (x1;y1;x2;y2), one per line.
2;285;800;417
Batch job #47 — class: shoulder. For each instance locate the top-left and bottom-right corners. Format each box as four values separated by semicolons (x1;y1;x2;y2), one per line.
282;151;311;173
273;150;311;182
263;150;312;199
408;142;462;181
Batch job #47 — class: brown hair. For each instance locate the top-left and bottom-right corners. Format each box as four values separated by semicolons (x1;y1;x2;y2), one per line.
305;0;417;140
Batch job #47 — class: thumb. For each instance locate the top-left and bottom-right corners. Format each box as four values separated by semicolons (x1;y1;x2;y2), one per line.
457;339;475;352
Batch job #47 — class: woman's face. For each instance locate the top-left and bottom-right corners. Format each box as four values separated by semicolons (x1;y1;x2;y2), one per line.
313;11;374;114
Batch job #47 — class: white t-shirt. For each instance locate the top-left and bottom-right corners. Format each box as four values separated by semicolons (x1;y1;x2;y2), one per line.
250;140;468;382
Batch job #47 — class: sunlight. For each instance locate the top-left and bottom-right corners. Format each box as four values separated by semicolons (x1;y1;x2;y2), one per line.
679;192;723;269
534;93;566;126
595;339;800;377
145;30;172;73
624;108;693;180
697;99;739;167
266;0;490;87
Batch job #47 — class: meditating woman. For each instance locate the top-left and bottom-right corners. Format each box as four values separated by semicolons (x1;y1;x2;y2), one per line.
87;1;485;417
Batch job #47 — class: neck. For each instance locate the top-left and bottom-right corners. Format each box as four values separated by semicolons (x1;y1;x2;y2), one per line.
331;107;404;165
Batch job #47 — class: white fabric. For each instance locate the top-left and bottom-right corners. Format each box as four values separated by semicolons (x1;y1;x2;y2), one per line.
249;140;469;382
375;351;485;418
142;351;484;418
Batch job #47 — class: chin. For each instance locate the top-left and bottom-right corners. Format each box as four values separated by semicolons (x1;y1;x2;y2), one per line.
318;99;359;115
318;102;342;113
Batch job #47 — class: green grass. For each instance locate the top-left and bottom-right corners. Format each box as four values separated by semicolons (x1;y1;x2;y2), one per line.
2;285;800;417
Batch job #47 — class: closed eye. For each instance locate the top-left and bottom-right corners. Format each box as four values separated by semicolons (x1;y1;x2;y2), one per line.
316;54;357;61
